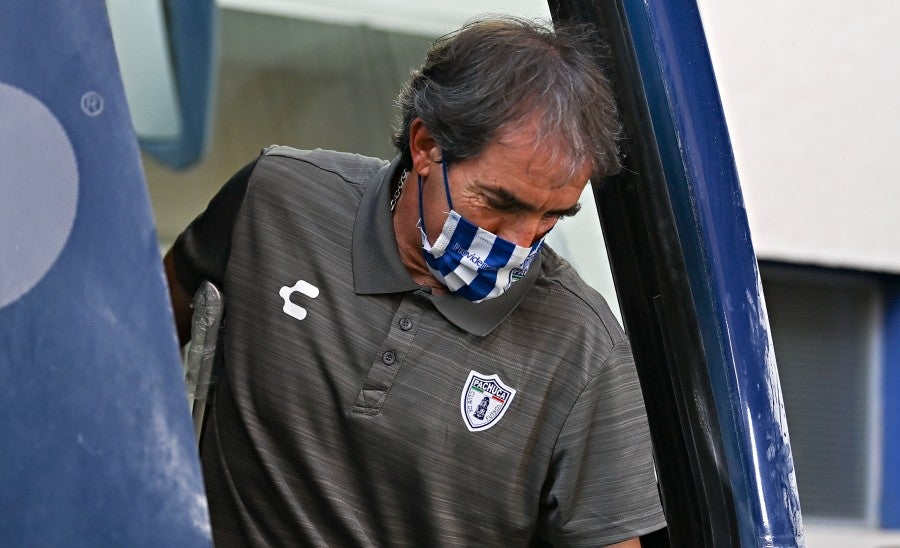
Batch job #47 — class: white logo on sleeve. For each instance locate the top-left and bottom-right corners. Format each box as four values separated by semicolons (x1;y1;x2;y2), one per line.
460;370;516;432
278;279;319;321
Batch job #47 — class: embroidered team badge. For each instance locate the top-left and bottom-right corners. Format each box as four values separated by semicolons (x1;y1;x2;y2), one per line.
460;370;516;432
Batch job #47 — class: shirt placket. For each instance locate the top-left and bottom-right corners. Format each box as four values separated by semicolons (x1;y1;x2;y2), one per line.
350;290;427;415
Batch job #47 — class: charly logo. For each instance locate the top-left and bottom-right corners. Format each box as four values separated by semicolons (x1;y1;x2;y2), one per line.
460;370;516;432
278;279;319;321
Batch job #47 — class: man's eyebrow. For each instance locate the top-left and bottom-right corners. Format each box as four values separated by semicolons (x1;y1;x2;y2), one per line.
486;186;533;211
549;202;582;218
484;186;582;218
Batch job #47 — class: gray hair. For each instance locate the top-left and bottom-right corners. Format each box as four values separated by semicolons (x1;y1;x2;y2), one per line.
392;17;622;180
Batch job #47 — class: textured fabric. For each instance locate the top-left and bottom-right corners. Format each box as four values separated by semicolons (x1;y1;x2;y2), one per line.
171;147;665;546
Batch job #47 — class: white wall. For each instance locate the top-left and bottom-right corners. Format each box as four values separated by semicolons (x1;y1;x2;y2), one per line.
697;0;900;273
217;0;553;36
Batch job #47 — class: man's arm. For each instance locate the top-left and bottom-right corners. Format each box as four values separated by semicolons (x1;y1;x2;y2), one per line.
164;249;194;346
537;337;666;544
608;538;641;548
161;158;259;348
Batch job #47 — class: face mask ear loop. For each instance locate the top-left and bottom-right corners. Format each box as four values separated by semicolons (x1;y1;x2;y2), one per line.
417;173;427;228
440;159;454;210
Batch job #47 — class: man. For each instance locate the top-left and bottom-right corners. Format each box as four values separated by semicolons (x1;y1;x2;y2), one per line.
165;17;665;547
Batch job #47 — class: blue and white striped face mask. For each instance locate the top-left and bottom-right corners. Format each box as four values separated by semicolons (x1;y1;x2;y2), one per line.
417;161;544;303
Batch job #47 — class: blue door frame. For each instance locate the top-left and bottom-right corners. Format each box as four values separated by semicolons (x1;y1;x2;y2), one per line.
549;1;805;545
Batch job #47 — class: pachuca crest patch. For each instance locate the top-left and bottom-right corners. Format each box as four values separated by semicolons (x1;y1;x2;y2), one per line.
460;370;516;432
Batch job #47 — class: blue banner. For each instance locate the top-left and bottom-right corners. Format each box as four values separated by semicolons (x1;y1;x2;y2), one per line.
0;2;210;546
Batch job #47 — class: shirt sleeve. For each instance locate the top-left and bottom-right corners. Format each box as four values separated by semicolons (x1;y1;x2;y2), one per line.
170;158;259;295
535;340;666;546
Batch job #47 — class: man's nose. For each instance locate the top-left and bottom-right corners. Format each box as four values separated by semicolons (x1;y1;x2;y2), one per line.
497;216;551;248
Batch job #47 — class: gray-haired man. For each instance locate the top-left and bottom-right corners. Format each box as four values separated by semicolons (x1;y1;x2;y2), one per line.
165;17;665;547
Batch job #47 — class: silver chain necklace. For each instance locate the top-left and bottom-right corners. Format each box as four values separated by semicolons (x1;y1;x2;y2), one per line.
390;170;409;212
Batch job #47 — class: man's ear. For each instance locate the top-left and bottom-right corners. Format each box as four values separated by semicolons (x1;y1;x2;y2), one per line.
409;118;441;178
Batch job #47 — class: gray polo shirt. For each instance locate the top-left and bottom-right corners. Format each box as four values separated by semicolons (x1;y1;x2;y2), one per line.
172;147;665;546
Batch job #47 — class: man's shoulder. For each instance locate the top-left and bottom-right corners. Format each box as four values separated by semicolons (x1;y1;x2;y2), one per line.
532;246;627;347
259;146;389;187
502;246;630;392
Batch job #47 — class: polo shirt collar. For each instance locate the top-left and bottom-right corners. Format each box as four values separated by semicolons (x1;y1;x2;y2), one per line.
351;155;542;337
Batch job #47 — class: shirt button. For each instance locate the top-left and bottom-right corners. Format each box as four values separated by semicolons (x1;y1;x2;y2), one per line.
382;350;396;365
398;317;412;331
